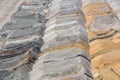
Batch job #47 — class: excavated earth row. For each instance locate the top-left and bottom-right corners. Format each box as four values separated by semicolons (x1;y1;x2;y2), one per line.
83;0;120;80
0;0;48;80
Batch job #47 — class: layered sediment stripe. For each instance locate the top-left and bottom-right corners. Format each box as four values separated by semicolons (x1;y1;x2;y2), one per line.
0;0;47;80
0;0;26;30
0;54;24;69
0;12;44;55
34;48;91;67
42;42;89;54
46;13;86;27
106;0;120;19
41;26;89;52
41;0;89;52
30;48;93;80
1;26;42;39
2;14;40;31
82;1;120;79
30;0;93;80
46;0;84;19
83;0;118;30
82;0;105;7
